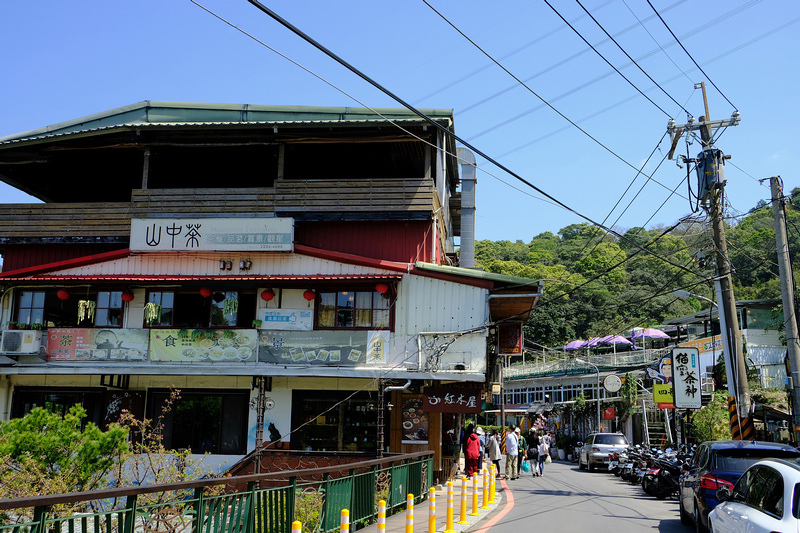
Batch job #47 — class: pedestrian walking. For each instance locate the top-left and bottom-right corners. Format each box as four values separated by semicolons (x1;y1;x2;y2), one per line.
516;428;527;477
476;426;486;469
527;430;540;477
464;424;481;478
504;425;519;480
538;434;550;476
487;428;502;476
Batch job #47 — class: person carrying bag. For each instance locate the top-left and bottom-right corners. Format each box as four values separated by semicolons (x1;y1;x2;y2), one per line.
538;437;550;476
526;431;540;477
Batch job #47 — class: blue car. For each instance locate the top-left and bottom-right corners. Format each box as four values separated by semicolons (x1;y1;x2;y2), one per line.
678;440;800;532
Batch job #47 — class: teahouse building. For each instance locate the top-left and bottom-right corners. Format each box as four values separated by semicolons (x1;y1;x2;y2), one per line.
0;102;542;475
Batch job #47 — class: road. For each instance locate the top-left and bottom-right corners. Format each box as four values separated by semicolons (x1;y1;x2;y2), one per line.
485;460;687;532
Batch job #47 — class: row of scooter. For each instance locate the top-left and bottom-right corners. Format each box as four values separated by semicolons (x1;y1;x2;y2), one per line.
607;444;693;499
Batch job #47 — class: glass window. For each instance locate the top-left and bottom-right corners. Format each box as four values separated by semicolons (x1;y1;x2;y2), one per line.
145;292;175;327
291;390;378;453
147;389;248;454
744;466;784;518
145;290;255;329
316;291;391;330
10;387;104;428
16;291;45;326
211;291;238;327
95;291;124;327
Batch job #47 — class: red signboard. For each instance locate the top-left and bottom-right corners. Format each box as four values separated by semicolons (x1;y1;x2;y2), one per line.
658;403;675;410
498;322;523;355
422;386;481;413
603;407;616;420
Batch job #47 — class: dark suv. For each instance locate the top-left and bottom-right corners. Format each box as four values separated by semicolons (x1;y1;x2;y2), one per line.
679;440;800;532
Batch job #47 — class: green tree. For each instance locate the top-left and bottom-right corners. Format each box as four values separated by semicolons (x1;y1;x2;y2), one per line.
0;405;129;499
690;391;731;442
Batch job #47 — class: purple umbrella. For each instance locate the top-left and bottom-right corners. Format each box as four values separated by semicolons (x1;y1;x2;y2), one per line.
585;337;602;347
632;328;670;340
564;340;587;351
599;335;632;345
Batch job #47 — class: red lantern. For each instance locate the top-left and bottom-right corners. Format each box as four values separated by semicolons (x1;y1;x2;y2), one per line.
375;282;389;294
121;290;135;302
303;289;316;301
199;287;212;298
56;289;70;301
260;289;275;302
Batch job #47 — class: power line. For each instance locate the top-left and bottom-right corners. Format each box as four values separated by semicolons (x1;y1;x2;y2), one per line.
575;0;692;117
244;0;704;278
543;0;672;118
646;0;738;112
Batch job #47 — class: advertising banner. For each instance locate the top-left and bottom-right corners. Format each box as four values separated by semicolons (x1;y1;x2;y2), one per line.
130;217;294;252
260;309;313;331
149;329;258;362
672;347;702;409
46;328;149;361
653;383;675;409
498;322;523;355
401;397;429;444
258;330;376;365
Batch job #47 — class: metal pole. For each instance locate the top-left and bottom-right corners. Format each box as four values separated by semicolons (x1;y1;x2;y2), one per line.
770;176;800;443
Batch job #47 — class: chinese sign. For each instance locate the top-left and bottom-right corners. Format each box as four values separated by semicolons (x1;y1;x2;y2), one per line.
498;322;523;355
260;309;313;331
401;397;429;444
653;383;675;409
130;217;294;252
422;386;481;413
46;328;149;361
257;330;370;365
367;331;389;364
672;347;702;409
149;329;258;362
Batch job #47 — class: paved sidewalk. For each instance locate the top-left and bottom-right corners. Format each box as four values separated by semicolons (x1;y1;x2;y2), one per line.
357;478;507;533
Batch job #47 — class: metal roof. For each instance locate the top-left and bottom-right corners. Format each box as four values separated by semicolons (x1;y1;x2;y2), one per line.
664;298;781;326
0;101;455;145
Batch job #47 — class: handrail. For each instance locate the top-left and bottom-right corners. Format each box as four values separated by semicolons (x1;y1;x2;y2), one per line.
0;451;433;512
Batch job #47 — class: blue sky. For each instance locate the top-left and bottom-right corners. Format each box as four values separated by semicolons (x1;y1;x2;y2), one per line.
1;0;798;242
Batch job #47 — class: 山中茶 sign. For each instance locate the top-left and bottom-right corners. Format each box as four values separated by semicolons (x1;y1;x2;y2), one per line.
130;217;294;252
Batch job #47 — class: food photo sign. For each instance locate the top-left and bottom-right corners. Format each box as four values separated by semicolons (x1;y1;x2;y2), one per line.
47;328;149;361
401;397;429;444
149;329;258;362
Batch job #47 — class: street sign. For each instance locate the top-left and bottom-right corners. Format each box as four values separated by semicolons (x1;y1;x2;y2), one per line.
603;374;622;393
672;347;702;409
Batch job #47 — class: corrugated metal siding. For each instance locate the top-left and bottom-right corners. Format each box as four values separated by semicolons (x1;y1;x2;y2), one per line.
40;252;401;278
395;274;488;334
295;221;431;263
1;243;124;271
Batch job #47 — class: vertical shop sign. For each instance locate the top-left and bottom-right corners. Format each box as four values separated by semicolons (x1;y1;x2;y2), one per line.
672;347;702;409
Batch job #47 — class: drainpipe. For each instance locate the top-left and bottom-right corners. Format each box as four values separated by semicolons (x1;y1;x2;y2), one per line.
457;148;476;269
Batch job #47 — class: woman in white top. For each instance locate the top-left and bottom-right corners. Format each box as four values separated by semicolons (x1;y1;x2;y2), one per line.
538;437;550;476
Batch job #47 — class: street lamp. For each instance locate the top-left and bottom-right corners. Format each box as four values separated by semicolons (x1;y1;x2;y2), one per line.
672;289;717;308
575;358;601;432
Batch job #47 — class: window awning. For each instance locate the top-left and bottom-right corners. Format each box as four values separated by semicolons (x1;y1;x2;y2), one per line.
1;274;402;284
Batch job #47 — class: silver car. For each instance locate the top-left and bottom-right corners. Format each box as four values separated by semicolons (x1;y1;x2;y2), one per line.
579;433;629;472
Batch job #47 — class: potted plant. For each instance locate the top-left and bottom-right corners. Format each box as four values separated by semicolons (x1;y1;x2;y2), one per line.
31;322;43;331
252;319;262;329
18;323;31;330
5;321;17;330
144;302;162;326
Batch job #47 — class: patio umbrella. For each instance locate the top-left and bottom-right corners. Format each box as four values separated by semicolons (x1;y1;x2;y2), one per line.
632;328;670;340
564;339;587;351
598;334;632;345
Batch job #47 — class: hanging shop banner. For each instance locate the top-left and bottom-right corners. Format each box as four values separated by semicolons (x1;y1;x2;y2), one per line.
258;330;374;365
653;383;675;409
646;355;673;384
130;217;294;252
672;347;702;409
603;407;617;420
260;308;313;331
422;386;481;413
498;322;523;355
401;397;429;444
149;329;258;362
366;331;389;364
46;328;149;361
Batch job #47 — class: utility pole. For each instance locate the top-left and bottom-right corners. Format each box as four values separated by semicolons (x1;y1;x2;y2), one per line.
770;176;800;443
668;83;753;440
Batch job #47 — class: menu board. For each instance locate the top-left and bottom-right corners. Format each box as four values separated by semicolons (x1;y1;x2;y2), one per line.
47;328;149;361
401;397;429;444
258;330;369;365
150;329;258;363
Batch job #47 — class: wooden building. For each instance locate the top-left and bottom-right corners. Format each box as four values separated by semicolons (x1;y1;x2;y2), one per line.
0;102;542;475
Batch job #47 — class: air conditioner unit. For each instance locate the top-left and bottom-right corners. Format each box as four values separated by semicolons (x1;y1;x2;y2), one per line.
1;330;43;354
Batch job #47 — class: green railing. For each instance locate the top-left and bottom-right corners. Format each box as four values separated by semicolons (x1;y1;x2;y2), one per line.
0;451;433;533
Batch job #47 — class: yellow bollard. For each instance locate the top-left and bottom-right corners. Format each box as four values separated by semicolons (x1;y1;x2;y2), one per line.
488;465;495;503
480;469;490;509
428;487;436;533
340;509;349;533
444;481;455;533
457;476;469;524
377;500;386;533
492;464;498;501
292;521;302;533
469;474;480;516
406;494;414;533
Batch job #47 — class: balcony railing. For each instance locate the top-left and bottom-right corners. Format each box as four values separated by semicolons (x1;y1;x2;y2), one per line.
504;347;671;380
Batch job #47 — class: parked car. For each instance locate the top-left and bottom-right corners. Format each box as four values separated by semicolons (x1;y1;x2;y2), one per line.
709;458;800;533
679;440;800;532
578;432;629;472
